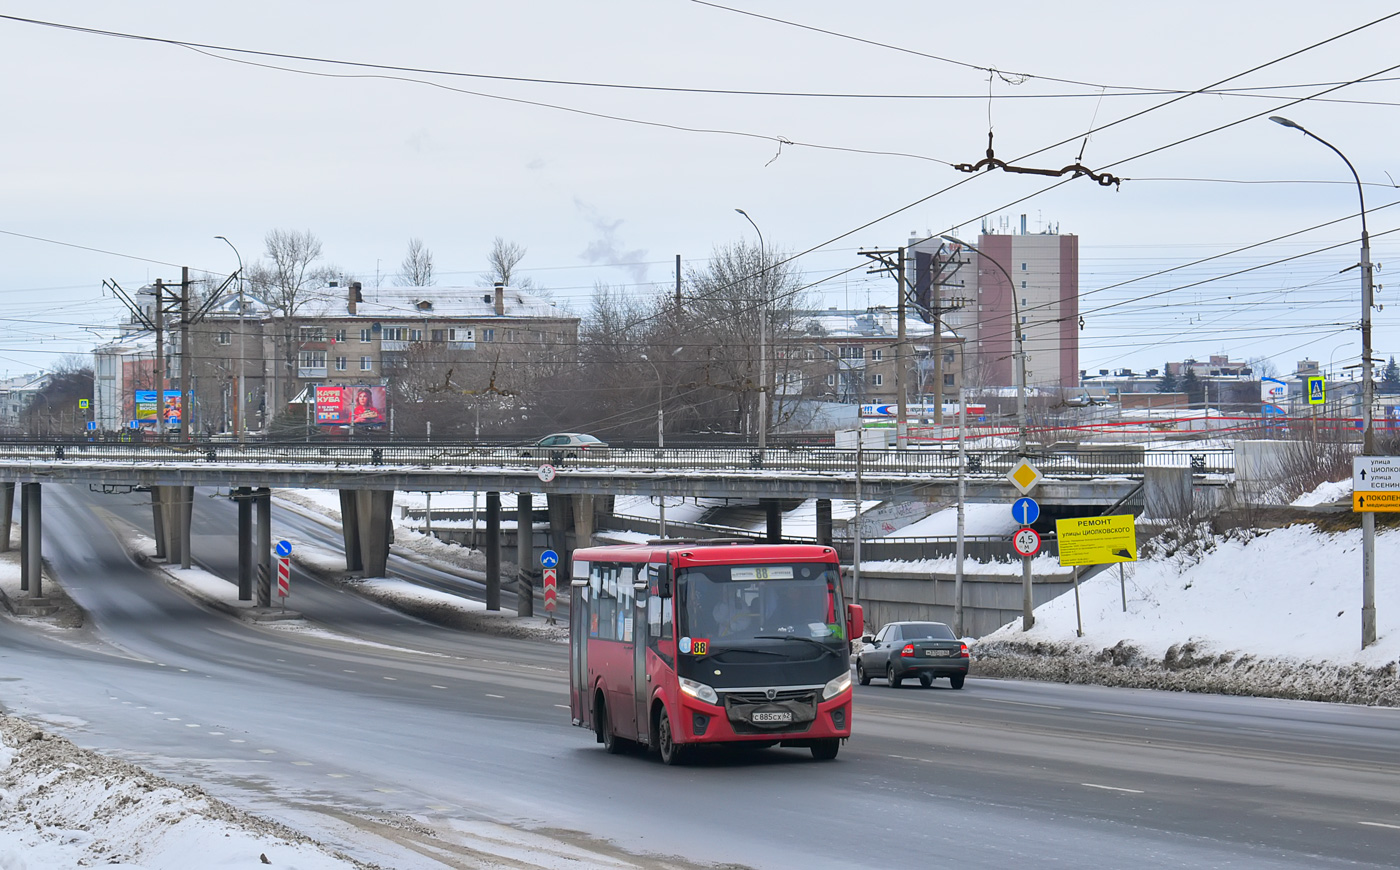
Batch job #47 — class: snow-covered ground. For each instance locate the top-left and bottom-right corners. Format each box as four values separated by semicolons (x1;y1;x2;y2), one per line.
2;476;1397;865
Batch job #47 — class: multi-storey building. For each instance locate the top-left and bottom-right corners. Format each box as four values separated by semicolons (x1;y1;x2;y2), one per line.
783;308;963;408
95;281;579;435
910;216;1079;390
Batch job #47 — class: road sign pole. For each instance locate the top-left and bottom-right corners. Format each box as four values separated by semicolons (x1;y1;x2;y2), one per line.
1022;555;1034;631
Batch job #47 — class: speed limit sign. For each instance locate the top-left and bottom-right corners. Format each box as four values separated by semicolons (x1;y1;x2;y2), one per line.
1012;527;1041;557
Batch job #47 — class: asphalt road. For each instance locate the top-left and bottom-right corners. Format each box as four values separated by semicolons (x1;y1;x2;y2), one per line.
0;484;1396;868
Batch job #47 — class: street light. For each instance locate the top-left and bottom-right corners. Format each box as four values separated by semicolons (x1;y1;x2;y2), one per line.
640;351;668;538
940;234;1028;455
214;236;248;445
1270;115;1377;648
735;208;767;450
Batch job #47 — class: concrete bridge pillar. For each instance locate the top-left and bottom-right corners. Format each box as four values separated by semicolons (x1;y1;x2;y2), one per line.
0;482;13;552
573;494;595;551
19;483;40;597
256;488;272;607
354;490;394;578
816;499;833;546
763;498;782;543
236;487;253;601
485;492;501;611
178;485;194;570
517;491;534;618
150;488;166;560
1144;467;1193;521
338;490;364;572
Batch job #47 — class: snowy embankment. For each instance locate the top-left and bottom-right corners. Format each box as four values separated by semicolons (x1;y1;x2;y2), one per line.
974;517;1400;706
0;715;362;869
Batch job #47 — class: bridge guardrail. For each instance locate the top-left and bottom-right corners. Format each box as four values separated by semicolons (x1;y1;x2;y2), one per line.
0;442;1236;478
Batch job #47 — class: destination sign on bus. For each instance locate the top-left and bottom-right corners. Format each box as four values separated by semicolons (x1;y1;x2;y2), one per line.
731;566;794;581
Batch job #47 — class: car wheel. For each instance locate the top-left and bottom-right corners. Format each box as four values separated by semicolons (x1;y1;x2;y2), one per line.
918;673;933;688
596;696;625;755
550;450;565;464
810;739;840;761
856;661;870;686
657;708;687;766
949;673;966;690
886;663;902;688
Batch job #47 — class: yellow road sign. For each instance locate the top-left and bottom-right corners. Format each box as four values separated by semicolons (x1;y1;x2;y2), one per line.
1007;458;1042;495
1055;514;1137;567
1353;491;1400;512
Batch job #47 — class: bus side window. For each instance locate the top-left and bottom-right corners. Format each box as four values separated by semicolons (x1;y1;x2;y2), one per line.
647;565;673;640
617;566;635;642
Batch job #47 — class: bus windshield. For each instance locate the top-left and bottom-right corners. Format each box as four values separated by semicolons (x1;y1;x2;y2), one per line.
679;562;843;644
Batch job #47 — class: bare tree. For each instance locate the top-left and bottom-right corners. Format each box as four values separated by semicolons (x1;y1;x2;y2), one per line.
681;241;808;437
247;229;343;405
482;237;544;294
398;237;435;286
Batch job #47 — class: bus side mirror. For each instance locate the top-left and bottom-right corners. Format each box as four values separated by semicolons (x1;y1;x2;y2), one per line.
657;564;673;598
846;603;864;641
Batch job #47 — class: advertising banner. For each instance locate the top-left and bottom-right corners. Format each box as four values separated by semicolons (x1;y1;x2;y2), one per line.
134;390;181;427
315;385;387;426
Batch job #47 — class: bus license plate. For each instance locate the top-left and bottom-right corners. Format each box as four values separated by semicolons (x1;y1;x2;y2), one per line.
752;710;792;724
925;649;951;657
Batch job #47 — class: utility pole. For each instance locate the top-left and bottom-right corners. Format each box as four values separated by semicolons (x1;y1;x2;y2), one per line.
154;279;165;442
180;266;192;442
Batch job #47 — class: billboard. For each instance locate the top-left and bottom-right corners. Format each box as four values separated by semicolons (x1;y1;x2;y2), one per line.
315;385;387;426
134;390;181;427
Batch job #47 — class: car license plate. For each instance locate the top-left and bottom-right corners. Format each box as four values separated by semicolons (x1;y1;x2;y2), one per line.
925;649;951;657
752;710;792;723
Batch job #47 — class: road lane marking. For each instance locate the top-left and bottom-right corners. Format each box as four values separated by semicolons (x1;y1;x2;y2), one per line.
486;694;504;699
292;761;313;766
889;755;935;764
1090;710;1177;723
982;698;1064;710
208;732;224;736
185;724;200;728
230;739;246;743
1082;783;1144;794
258;749;277;755
1361;821;1400;830
554;704;570;709
374;788;398;793
383;676;397;681
432;685;448;690
328;774;348;778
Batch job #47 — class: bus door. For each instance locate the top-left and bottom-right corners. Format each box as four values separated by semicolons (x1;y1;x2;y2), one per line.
633;574;650;746
569;558;590;726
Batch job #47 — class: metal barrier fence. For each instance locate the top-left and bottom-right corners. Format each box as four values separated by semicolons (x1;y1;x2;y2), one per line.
0;441;1236;478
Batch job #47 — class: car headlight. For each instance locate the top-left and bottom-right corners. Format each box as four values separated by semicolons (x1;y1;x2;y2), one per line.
822;670;852;701
679;677;719;706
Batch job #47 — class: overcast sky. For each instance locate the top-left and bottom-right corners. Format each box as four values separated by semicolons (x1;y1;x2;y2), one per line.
2;1;1398;385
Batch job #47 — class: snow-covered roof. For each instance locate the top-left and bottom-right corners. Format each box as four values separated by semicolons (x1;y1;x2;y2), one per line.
798;307;951;341
288;284;573;322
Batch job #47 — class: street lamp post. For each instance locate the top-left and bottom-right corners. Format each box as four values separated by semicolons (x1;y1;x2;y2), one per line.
214;236;248;445
943;234;1034;630
941;235;1027;455
641;352;667;538
735;209;768;451
1271;115;1377;648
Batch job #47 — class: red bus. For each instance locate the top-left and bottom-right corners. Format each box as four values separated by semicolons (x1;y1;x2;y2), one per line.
569;540;864;763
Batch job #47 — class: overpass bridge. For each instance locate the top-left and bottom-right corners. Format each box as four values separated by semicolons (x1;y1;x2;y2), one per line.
0;440;1234;614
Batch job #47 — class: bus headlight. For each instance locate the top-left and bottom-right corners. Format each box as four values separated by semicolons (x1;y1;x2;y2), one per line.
822;670;852;701
679;677;719;706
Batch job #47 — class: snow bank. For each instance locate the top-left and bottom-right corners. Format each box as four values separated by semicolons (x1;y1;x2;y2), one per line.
0;714;360;869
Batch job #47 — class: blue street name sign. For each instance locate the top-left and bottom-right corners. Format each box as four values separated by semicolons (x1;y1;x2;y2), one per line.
275;540;292;558
540;549;559;569
1012;496;1040;527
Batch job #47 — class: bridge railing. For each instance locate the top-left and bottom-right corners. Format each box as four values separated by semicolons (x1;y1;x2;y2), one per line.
0;441;1237;478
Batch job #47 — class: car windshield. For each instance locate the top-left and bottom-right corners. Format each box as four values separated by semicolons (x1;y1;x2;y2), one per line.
575;435;604;444
902;622;956;641
678;563;842;643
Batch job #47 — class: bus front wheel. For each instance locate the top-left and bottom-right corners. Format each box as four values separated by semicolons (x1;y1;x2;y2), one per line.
656;709;687;766
810;739;840;761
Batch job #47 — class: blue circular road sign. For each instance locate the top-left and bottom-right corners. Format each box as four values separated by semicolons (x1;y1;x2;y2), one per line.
275;540;292;557
540;549;559;569
1012;497;1040;526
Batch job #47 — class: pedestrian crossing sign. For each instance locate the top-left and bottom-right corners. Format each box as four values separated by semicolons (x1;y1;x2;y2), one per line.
1307;376;1325;405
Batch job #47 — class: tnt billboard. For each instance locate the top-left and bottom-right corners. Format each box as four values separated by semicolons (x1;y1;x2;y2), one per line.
315;385;387;426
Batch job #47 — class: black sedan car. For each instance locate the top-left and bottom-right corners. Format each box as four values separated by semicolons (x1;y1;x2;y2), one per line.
856;621;968;689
